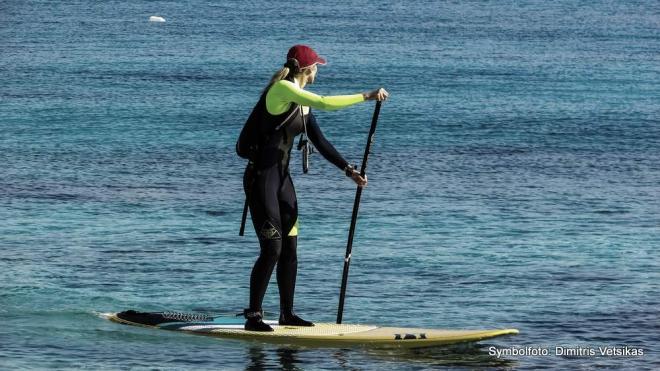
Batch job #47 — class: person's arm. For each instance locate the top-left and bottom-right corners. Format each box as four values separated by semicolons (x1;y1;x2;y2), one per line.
306;112;368;187
306;112;348;171
266;80;364;115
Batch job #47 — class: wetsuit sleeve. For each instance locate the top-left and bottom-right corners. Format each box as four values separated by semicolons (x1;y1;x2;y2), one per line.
266;80;364;115
306;112;349;171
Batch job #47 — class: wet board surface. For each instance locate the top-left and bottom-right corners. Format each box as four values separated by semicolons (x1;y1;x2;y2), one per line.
102;310;519;348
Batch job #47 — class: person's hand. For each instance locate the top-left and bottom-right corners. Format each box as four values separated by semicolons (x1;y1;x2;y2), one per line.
364;88;389;101
345;165;368;187
350;170;368;187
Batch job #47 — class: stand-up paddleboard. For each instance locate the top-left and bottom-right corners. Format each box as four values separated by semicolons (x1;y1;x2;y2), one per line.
102;310;518;348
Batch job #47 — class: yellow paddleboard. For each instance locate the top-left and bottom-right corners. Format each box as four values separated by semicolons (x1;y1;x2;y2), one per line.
103;310;518;348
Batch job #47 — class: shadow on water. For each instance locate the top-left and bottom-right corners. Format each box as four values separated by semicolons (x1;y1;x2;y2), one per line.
363;344;519;368
244;343;517;370
246;347;304;371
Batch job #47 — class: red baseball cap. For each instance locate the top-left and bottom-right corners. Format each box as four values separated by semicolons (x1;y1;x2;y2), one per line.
287;45;327;69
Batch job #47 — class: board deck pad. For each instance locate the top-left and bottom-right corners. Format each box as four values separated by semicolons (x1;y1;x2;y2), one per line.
103;310;519;348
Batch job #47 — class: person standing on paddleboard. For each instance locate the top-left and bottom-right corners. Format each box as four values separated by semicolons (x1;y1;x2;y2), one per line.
238;45;388;331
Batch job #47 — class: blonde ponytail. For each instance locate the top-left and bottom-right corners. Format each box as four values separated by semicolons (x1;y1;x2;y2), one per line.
267;66;290;88
265;58;303;91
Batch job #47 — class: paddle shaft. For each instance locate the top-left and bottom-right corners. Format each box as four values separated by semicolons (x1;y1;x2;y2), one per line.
337;101;382;324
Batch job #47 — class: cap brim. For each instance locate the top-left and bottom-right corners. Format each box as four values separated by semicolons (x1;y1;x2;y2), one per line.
316;56;327;65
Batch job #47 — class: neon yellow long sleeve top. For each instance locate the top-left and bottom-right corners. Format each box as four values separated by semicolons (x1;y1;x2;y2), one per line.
265;79;365;115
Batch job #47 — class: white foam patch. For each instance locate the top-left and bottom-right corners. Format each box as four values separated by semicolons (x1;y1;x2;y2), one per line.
149;16;166;23
96;312;114;319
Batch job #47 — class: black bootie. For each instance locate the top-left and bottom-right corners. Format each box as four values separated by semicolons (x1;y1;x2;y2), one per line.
243;309;274;332
279;309;314;327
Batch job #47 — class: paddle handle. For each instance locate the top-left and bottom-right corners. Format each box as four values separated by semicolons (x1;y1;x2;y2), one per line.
337;100;382;324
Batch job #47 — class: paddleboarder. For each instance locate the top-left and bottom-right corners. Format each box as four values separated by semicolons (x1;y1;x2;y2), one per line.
239;44;388;331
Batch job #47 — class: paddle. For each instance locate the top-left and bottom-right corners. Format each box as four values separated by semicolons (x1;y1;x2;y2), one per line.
337;100;382;324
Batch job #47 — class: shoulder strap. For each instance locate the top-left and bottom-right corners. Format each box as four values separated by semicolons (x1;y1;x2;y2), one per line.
273;104;301;131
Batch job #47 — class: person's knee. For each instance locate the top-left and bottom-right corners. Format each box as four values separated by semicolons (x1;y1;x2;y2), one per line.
259;239;283;264
280;237;297;263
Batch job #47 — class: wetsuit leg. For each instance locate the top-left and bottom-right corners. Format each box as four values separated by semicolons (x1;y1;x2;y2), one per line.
278;236;297;311
245;167;284;311
277;173;298;312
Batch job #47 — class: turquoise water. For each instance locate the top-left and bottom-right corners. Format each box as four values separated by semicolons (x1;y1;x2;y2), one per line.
1;0;659;369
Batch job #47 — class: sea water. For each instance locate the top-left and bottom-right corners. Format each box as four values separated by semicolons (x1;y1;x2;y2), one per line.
1;1;658;369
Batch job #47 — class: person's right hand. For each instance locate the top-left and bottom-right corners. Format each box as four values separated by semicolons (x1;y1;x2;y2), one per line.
364;88;389;101
349;169;368;188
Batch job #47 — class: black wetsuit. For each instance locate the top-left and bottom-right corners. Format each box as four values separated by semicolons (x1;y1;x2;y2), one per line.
243;92;348;315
